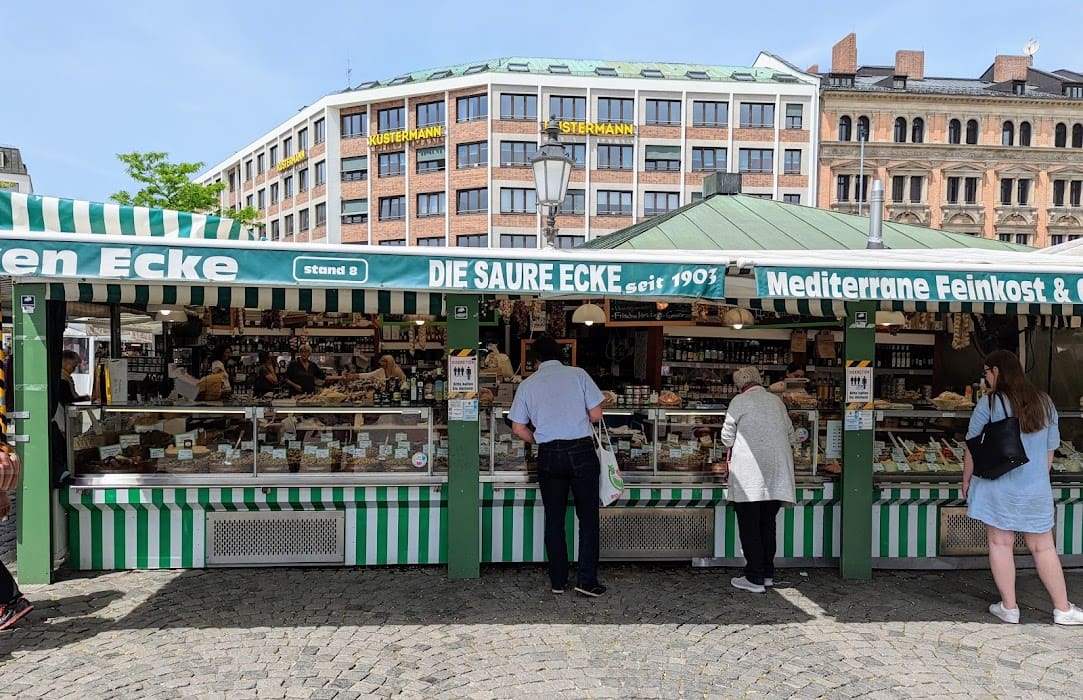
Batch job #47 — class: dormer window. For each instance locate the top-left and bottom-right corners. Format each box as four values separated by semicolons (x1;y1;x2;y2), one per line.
828;74;855;87
893;75;907;89
1012;80;1027;96
1064;84;1083;98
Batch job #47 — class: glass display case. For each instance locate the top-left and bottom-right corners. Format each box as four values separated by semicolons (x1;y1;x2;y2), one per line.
67;404;438;482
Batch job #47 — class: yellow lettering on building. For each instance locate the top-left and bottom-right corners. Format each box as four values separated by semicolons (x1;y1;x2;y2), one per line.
367;125;445;147
558;121;635;137
276;150;307;172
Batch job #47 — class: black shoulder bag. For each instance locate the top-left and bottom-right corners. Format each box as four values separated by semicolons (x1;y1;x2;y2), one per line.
965;393;1027;480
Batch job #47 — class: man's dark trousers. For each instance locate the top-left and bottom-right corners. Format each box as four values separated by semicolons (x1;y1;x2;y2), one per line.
536;437;601;589
733;500;782;585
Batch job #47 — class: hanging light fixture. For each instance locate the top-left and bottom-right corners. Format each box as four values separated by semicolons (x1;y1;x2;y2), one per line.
152;305;186;322
722;307;755;329
875;311;907;327
572;302;606;326
655;302;669;311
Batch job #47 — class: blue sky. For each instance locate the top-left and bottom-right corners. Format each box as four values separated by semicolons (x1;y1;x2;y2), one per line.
4;0;1081;204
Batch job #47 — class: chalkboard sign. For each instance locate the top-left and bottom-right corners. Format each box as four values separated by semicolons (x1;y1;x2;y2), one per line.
605;300;695;327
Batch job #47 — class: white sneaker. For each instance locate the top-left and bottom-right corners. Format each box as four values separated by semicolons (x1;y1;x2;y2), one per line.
989;601;1020;624
764;578;774;587
731;576;766;593
1053;603;1083;626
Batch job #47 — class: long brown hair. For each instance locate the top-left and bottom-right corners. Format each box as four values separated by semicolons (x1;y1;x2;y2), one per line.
983;349;1053;433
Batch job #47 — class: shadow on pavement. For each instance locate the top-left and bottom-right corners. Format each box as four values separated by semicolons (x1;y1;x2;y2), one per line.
0;589;123;661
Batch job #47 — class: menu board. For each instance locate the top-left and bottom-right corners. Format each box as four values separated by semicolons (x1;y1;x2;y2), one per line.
605;300;695;327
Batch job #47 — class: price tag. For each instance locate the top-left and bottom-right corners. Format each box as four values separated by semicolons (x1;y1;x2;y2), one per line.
119;435;141;449
397;441;412;450
260;445;274;454
320;432;333;443
440;439;449;448
329;440;341;449
257;433;266;442
241;441;255;451
150;448;165;459
514;447;525;458
174;430;198;449
218;444;233;453
378;444;393;457
494;443;509;455
394;447;409;459
669;448;683;460
436;447;449;458
283;433;296;443
358;432;370;442
479;443;490;456
316;448;330;459
178;448;194;461
681;444;695;456
304;445;318;455
99;444;123;459
395;432;408;442
355;447;368;458
272;448;287;459
618;440;631;452
289;440;301;450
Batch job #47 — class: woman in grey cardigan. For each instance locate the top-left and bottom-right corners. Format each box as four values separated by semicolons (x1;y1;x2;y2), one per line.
720;366;797;593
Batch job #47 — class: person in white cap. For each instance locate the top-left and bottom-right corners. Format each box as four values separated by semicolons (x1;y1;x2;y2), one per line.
720;365;796;594
197;360;232;401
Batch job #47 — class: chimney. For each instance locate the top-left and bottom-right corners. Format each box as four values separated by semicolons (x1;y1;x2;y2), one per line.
702;172;742;197
807;63;819;74
993;55;1031;83
832;33;857;74
894;50;924;80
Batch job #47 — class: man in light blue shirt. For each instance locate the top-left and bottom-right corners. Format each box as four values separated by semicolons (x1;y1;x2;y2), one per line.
509;335;606;597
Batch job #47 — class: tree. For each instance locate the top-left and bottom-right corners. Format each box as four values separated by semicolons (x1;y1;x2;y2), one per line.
111;151;260;226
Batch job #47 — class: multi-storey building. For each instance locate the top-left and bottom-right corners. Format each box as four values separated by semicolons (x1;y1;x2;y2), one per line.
817;33;1083;247
0;146;33;194
200;55;819;248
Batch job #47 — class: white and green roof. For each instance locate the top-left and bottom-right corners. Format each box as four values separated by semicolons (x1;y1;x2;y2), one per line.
0;190;247;240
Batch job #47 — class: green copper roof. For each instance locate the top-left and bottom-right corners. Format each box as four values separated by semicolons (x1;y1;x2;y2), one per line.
350;57;804;92
580;195;1031;252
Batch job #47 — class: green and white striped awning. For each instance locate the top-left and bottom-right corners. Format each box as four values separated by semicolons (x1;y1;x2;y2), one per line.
45;282;444;315
0;190;247;240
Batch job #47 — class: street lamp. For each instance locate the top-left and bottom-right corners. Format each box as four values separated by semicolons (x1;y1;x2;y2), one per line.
530;117;574;248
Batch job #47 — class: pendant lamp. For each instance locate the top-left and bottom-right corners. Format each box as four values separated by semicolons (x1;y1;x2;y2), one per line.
875;311;907;327
722;307;755;329
571;302;606;326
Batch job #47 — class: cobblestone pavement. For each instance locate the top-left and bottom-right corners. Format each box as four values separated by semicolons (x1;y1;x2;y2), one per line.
0;555;1078;699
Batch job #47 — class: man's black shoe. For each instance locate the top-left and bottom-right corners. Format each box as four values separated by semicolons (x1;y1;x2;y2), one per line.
0;596;33;631
551;584;566;594
574;584;606;597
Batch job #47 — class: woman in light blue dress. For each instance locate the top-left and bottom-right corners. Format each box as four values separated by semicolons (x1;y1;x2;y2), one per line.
964;350;1082;625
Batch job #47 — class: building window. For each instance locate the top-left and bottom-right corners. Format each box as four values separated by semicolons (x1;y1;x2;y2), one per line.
1020;121;1031;147
341;199;369;224
315;203;327;226
500;94;537;120
783;150;802;175
457;234;488;247
1052;235;1065;246
499;234;537;249
891;176;905;204
965;177;979;204
691;147;727;172
299;208;309;231
378;239;406;247
692;101;728;127
1015;233;1030;245
911;117;924;144
416;236;446;246
416;147;445;173
257;153;266;174
284;214;294;237
555;235;584;248
244;160;253;180
837;175;851;202
246;194;253;209
1066;86;1083;98
838;116;852;141
416;192;446;217
458;141;490;168
1002;121;1015;146
378;107;405;133
549;95;586;121
1018;179;1031;205
785;104;803;129
379;196;406;221
283;176;293;198
457;94;488;122
498;141;534;167
500;188;537;214
315;161;326;186
298;168;308;192
948;119;961;144
228;170;237;192
645;99;680;125
297;128;308;152
257;189;266;209
644;191;679;216
457;188;488;214
644;146;680;171
998;233;1012;243
597;144;633;170
1074;124;1083;148
269;145;278;167
738;148;773;174
783;194;800;204
1012;81;1027;96
999;178;1032;205
378;152;406;177
283;137;293;158
909;176;923;203
565;143;586;168
341;156;368;181
1056;123;1068;147
1000;178;1013;205
270;220;280;241
856;116;870;141
1073;181;1083;207
894;117;907;143
342;113;368;138
947;177;961;204
314;119;325;144
597;190;633;215
739;103;774;128
1054;180;1066;206
598;97;633;123
416;101;445;128
966;119;979;145
560;189;586;214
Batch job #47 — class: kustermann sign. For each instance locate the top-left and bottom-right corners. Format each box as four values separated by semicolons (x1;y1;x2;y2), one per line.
756;266;1083;304
0;238;726;299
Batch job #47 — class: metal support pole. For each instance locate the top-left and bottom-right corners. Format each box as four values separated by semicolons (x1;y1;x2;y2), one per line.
840;300;876;580
446;293;480;579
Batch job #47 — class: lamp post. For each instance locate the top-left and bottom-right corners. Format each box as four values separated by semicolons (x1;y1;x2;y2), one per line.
530;117;574;248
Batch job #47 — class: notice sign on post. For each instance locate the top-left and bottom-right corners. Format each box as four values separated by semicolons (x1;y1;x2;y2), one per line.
448;350;478;394
845;364;872;404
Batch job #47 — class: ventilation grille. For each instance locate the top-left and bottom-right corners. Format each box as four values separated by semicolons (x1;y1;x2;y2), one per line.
599;508;713;560
207;511;345;566
939;507;1038;556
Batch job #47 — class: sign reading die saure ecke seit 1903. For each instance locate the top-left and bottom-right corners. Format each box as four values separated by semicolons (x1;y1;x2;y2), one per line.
756;266;1083;305
0;238;727;299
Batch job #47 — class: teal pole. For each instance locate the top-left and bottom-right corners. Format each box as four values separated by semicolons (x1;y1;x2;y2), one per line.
840;300;876;580
445;294;480;579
